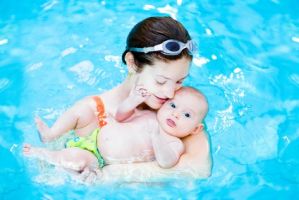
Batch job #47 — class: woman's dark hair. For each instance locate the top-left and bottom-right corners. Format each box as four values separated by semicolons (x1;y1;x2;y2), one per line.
122;16;192;72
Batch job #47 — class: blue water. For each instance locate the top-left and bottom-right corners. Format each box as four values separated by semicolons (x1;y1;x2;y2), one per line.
1;0;298;199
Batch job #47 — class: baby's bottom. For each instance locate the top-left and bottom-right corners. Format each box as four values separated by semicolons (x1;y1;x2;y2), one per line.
23;144;99;173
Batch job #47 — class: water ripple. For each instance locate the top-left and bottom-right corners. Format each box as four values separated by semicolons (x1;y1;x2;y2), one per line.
69;60;94;85
0;78;10;92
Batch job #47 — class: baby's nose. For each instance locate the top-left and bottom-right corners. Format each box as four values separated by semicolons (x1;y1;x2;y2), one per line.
172;111;180;118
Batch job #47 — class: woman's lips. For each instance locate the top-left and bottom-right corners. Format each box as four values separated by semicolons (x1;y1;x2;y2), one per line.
166;119;176;127
154;96;167;104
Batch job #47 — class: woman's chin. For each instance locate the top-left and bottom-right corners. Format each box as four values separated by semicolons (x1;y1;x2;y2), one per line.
145;99;163;110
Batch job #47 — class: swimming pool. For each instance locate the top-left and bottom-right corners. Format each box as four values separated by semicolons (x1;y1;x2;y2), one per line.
1;0;298;199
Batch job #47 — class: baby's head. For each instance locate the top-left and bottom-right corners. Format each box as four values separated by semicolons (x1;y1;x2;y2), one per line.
157;86;208;138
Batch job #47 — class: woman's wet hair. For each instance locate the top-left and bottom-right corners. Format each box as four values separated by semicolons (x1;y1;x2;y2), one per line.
122;16;193;72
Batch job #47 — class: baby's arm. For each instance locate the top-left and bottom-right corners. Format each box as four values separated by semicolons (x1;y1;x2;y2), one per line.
151;128;185;168
115;85;150;122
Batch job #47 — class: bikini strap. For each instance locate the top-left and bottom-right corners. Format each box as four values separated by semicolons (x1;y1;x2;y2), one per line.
92;96;107;128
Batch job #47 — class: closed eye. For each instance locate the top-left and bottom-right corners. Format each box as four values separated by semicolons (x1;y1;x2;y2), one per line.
156;80;166;85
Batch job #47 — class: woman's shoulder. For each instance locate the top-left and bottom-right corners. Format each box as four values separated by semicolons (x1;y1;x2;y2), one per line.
183;130;210;155
70;94;107;114
78;95;102;105
180;131;212;178
86;89;125;115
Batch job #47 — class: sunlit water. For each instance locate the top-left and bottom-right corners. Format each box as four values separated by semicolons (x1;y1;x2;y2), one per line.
0;0;298;199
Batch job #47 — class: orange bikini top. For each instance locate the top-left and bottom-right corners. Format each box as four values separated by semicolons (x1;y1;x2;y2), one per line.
92;96;107;128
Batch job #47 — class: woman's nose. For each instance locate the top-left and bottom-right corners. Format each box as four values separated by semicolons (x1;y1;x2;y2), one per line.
163;83;176;99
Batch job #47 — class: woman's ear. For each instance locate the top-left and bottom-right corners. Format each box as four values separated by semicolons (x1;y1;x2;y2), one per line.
191;123;204;135
125;52;137;73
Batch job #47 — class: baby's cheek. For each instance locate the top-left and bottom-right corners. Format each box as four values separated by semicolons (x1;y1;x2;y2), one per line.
175;84;182;91
156;109;164;120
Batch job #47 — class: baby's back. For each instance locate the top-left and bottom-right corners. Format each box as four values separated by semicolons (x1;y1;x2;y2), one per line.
98;110;158;164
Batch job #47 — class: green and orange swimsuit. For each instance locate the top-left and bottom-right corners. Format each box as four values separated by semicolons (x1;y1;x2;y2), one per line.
65;96;107;168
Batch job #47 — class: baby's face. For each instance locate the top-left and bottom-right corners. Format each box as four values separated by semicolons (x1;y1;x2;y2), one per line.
157;90;204;138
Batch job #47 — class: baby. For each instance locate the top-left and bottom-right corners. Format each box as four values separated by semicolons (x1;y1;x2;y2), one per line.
23;86;208;178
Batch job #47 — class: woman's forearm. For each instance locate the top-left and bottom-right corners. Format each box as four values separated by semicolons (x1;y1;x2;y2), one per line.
100;155;211;183
100;131;212;182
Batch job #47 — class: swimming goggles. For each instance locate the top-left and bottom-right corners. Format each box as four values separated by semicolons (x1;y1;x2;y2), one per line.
128;39;196;56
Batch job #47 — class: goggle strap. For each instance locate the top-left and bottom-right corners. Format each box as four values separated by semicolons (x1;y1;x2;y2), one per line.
128;40;196;55
130;43;163;53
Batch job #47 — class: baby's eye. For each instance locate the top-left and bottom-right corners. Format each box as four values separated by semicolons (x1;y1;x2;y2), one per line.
184;113;191;118
170;102;176;108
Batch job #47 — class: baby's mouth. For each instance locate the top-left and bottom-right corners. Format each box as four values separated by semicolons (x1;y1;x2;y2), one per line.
166;119;176;127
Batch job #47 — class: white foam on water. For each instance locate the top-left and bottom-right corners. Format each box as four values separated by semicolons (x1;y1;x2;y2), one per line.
61;47;77;57
143;4;155;10
193;57;210;67
69;60;94;84
157;4;178;19
0;39;8;45
291;36;299;43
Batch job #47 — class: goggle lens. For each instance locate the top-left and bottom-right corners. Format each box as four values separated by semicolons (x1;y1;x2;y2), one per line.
165;41;180;52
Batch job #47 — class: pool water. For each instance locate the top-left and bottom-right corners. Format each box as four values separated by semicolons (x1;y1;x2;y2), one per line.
1;0;299;199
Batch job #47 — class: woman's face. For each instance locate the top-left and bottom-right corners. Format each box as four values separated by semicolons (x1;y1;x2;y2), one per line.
136;56;191;110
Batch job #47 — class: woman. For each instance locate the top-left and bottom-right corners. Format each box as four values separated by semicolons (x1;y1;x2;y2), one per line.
32;16;212;181
98;16;211;181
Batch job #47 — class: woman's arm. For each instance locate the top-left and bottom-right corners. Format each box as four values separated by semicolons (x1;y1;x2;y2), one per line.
100;130;212;182
176;130;212;178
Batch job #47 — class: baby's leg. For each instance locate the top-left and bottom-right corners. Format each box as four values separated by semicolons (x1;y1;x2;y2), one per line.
35;109;78;143
36;98;96;142
23;144;98;172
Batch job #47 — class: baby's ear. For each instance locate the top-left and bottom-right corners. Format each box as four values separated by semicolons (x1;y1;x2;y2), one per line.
191;123;204;135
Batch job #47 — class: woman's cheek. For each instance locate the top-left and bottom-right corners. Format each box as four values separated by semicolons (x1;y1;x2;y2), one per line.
143;80;158;95
136;75;151;88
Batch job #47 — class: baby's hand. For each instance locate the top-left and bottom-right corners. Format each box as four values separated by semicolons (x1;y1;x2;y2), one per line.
135;85;150;98
129;84;150;104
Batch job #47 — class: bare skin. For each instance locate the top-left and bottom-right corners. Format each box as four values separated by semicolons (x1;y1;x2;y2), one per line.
24;56;212;181
23;144;101;183
24;88;209;184
24;108;159;171
23;144;98;171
